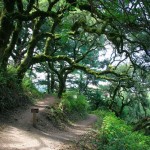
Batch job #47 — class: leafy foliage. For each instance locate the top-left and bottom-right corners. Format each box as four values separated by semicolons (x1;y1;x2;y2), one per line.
86;87;108;110
46;91;89;129
0;66;42;111
93;110;150;150
22;77;43;99
0;67;30;110
0;66;18;86
59;91;89;119
46;101;69;130
0;0;149;136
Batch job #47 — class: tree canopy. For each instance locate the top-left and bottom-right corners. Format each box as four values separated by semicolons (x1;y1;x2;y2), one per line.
0;0;149;98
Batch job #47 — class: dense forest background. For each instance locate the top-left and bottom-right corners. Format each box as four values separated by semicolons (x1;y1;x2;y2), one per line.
0;0;150;149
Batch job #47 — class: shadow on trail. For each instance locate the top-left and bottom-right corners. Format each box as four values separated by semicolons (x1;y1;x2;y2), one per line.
0;96;97;150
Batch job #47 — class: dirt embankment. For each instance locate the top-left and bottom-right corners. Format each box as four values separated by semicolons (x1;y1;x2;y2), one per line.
0;96;97;150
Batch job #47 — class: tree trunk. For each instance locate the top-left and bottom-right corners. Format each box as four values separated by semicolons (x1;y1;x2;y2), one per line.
58;78;66;98
1;21;22;69
0;1;15;69
47;72;50;94
50;72;55;93
17;17;43;82
109;83;120;109
17;56;33;82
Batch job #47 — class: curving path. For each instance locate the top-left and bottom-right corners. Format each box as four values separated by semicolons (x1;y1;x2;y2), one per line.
0;96;97;150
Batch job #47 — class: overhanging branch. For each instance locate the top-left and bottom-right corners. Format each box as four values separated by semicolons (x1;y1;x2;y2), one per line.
32;54;128;82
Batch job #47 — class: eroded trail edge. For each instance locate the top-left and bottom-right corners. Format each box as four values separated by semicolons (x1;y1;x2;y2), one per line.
0;96;97;150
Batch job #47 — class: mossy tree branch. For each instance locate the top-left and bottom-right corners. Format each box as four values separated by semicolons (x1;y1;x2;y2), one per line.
16;0;24;13
17;17;45;81
48;61;74;98
11;10;58;21
1;20;22;69
25;0;36;13
31;54;128;82
0;0;15;67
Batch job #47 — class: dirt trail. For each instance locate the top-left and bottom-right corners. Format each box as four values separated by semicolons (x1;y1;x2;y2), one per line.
0;96;97;150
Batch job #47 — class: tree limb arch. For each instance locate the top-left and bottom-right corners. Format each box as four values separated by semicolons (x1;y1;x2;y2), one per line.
31;54;128;82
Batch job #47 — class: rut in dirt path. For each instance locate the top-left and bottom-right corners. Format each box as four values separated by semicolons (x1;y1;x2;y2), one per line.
0;96;97;150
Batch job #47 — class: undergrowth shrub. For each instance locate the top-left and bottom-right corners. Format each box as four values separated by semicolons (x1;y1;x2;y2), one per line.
0;67;42;111
0;67;29;111
46;91;89;129
59;91;89;120
86;89;106;110
46;102;69;130
22;77;43;99
93;110;150;150
0;66;18;86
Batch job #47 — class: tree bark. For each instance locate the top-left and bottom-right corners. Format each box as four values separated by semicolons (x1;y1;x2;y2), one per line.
17;17;44;82
50;71;55;93
0;1;15;69
1;21;22;69
47;72;50;94
58;77;66;98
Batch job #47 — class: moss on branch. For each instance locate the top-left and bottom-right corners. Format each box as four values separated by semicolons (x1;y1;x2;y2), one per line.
31;54;127;82
32;54;74;65
11;10;57;21
1;21;22;69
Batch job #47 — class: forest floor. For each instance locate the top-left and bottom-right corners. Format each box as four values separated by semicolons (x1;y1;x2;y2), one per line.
0;96;97;150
